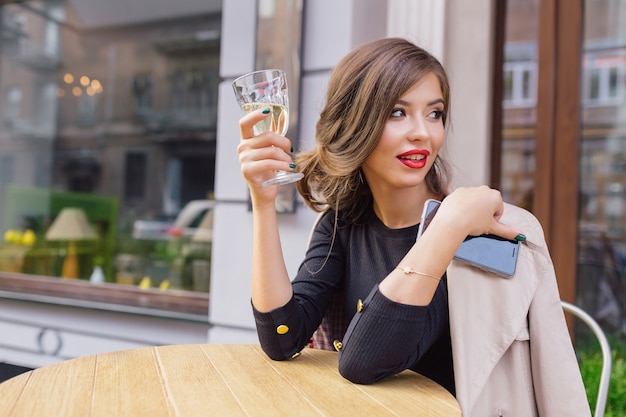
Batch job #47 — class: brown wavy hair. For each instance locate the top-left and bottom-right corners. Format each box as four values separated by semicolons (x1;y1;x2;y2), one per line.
296;38;451;221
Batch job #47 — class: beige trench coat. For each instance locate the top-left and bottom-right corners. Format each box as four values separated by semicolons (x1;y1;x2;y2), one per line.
447;203;591;417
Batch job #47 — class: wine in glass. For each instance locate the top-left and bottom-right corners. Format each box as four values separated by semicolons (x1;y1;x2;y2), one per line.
232;69;304;187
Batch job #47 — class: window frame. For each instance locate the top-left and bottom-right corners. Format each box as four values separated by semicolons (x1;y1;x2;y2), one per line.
582;55;626;106
502;60;538;108
492;0;584;304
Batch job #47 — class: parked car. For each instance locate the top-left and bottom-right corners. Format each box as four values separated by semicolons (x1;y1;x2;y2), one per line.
132;200;215;241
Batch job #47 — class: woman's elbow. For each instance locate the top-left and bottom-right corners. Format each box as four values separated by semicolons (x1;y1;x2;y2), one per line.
266;351;290;361
337;353;379;385
258;342;293;362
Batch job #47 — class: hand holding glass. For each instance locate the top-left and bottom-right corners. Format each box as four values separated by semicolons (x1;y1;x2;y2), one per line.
232;69;304;187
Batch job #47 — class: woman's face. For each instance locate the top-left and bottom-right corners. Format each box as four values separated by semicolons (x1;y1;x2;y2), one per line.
362;72;446;193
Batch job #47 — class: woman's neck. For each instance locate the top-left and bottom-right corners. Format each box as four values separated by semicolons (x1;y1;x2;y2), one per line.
371;187;441;229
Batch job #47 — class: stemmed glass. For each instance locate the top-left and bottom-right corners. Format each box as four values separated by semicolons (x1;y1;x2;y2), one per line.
232;69;304;187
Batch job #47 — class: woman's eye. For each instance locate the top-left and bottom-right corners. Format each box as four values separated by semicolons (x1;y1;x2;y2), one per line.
428;109;445;120
390;108;405;118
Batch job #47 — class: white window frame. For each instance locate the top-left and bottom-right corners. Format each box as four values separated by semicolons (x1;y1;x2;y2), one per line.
502;61;537;108
583;56;626;107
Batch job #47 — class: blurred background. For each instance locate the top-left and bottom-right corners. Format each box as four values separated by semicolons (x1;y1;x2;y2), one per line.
0;1;624;412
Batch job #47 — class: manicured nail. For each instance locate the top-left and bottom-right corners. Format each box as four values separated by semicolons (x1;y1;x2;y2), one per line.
262;108;271;114
289;163;296;169
515;234;526;242
290;145;294;153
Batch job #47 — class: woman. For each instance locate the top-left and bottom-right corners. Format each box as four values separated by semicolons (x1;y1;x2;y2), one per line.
238;38;590;416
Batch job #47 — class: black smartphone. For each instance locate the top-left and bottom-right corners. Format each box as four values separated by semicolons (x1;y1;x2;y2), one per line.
416;199;520;278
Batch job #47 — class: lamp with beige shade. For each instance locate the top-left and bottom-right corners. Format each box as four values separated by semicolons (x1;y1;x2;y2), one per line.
45;207;96;279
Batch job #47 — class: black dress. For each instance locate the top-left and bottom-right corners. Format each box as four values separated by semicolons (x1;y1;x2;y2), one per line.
252;206;455;394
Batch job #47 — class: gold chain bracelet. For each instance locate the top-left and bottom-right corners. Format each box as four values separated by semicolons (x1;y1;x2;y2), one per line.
396;266;441;281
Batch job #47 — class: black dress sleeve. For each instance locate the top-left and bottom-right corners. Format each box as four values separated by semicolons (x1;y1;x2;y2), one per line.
252;211;346;360
338;278;450;385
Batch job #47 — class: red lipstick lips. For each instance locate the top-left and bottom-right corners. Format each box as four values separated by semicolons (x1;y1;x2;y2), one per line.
397;149;430;169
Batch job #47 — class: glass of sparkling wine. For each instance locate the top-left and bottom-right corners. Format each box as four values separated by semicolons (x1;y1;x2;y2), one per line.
232;69;304;187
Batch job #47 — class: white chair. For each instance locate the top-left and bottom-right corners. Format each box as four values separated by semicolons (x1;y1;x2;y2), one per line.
562;301;612;417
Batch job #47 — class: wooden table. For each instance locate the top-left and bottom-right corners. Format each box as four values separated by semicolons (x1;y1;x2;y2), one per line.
0;344;461;416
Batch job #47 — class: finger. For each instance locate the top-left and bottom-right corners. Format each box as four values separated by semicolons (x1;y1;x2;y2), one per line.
237;135;293;157
492;203;504;224
242;158;297;178
489;222;526;242
239;108;270;139
239;144;295;166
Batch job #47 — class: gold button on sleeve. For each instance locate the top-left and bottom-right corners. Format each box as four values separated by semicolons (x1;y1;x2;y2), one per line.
291;351;302;359
276;325;289;335
356;298;364;313
333;340;343;352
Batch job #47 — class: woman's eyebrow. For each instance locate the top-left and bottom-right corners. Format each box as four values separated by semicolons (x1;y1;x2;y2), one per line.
428;98;445;106
396;98;445;106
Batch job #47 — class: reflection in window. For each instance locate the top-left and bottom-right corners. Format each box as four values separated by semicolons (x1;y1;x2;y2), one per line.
500;33;538;210
0;0;221;292
44;5;63;59
77;93;98;126
0;156;15;188
577;0;626;339
132;74;153;111
4;86;22;128
583;56;625;105
36;82;57;133
124;152;146;201
503;61;536;108
34;153;49;187
169;69;212;112
62;154;101;193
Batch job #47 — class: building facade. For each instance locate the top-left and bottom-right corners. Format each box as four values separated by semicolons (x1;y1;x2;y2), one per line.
0;0;624;368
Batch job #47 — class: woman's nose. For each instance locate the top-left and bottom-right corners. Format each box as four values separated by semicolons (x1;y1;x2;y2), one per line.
407;118;429;141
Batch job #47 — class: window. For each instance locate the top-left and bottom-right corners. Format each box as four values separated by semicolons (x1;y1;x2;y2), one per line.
4;86;22;128
0;155;15;187
77;93;98;126
124;153;147;200
0;0;220;295
503;61;537;108
132;74;153;111
583;55;626;105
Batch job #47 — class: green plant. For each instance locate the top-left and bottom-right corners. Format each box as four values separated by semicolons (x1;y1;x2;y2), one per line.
577;333;626;417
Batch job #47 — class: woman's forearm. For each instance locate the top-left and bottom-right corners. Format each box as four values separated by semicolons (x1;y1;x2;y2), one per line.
250;202;294;312
379;214;466;306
